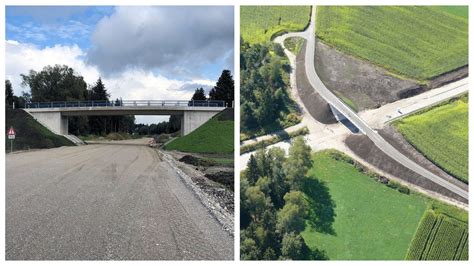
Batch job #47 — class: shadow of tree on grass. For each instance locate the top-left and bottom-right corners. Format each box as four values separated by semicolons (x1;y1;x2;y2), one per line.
302;177;337;236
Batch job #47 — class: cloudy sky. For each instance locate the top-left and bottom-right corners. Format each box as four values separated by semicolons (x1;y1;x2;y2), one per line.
6;6;234;124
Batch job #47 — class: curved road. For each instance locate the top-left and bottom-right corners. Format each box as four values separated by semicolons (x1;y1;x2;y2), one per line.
279;6;468;200
6;140;233;260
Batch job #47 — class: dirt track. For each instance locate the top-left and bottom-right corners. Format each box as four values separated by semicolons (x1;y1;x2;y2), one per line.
6;141;233;260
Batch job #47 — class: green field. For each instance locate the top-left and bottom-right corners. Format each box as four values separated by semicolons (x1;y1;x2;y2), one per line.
301;150;428;260
301;150;468;260
165;110;234;154
394;96;468;182
5;109;74;152
406;210;468;260
316;6;468;80
241;6;311;43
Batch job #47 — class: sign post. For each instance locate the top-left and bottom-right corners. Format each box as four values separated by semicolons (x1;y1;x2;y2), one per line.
8;126;15;153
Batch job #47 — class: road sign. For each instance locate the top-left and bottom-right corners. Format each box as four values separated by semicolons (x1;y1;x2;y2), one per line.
8;127;15;136
8;126;15;152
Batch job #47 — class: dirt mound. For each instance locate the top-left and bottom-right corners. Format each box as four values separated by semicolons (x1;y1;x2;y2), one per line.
314;39;421;111
179;155;214;167
205;171;234;191
216;108;234;121
295;41;337;124
345;134;467;204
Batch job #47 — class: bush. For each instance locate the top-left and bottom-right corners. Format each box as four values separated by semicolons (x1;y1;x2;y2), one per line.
398;186;410;194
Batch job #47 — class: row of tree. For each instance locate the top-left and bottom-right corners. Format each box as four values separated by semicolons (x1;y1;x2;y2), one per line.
240;39;294;132
241;137;323;260
190;69;235;107
6;65;138;136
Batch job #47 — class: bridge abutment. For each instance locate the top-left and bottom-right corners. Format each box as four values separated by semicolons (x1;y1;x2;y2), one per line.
25;111;69;135
181;110;219;136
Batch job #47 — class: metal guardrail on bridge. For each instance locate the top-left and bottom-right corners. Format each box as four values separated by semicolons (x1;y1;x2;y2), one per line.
25;100;226;109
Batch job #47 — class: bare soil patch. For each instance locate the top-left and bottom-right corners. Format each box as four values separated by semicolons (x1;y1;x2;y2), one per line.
345;134;467;204
167;151;234;213
295;41;337;124
314;39;420;111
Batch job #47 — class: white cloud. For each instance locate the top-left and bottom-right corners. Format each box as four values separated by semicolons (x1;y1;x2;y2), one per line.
5;40;217;124
87;6;234;76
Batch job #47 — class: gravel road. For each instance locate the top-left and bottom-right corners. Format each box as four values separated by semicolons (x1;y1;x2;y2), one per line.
6;141;233;260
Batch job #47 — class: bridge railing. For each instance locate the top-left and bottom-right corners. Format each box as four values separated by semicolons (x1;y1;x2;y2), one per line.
25;100;226;109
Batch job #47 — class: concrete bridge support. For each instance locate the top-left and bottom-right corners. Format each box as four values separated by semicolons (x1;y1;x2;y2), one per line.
28;111;69;135
181;110;219;136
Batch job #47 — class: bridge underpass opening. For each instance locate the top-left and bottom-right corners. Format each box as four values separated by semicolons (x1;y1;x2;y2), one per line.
23;100;226;137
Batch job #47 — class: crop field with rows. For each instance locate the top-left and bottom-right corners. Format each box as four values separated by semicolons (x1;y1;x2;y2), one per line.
406;211;468;260
316;6;468;80
241;6;311;44
394;95;468;182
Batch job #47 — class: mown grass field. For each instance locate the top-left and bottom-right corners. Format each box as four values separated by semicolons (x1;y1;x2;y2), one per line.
301;150;468;260
301;150;428;260
316;6;468;80
165;110;234;154
241;6;311;43
394;96;468;182
406;210;468;260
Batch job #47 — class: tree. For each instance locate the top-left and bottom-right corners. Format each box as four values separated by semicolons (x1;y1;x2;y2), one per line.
280;232;305;260
241;234;260;260
245;185;272;223
5;80;15;108
209;69;234;107
241;101;258;130
246;154;260;185
191;88;206;101
276;191;308;234
267;147;289;208
89;78;109;101
284;137;312;190
21;65;88;102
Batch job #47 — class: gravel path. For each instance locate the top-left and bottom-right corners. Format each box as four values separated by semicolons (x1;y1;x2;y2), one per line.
6;142;233;260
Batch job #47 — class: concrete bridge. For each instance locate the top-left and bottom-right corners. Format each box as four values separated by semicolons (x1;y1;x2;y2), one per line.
24;100;226;137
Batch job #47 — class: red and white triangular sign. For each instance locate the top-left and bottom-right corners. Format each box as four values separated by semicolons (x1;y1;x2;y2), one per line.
8;127;15;135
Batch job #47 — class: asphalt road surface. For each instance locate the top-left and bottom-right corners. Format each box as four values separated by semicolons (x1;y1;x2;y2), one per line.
6;141;233;260
296;6;468;200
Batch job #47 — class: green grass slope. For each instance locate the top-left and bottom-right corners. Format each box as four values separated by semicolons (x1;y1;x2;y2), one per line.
394;96;468;182
301;150;428;260
165;109;234;154
5;109;74;152
241;6;311;43
316;6;468;81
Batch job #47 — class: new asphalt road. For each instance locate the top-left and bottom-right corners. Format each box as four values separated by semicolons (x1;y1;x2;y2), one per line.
299;6;468;200
6;141;233;260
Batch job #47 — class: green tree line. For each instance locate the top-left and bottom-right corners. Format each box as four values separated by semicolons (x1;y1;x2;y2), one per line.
240;137;325;260
240;39;299;136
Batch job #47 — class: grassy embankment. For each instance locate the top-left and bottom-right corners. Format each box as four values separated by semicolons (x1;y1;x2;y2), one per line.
165;109;234;154
301;150;467;260
241;6;311;44
5;109;74;152
394;95;468;183
316;6;468;81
